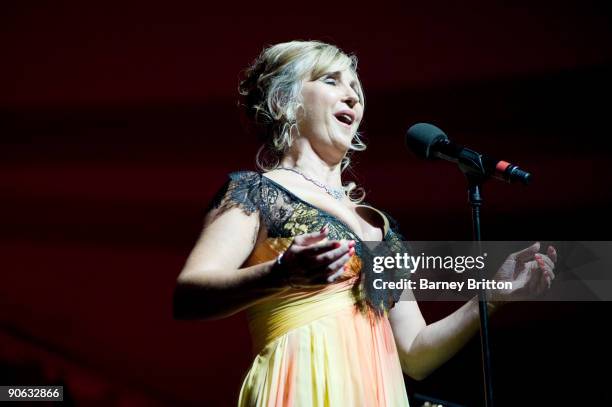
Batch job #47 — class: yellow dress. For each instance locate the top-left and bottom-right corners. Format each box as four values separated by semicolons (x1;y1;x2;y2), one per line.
211;171;410;407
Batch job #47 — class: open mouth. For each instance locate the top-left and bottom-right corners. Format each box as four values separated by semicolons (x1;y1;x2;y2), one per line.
333;112;354;127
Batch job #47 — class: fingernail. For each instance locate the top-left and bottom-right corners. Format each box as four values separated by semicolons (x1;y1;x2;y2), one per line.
344;264;350;271
349;247;355;256
348;240;356;248
320;224;329;233
333;241;341;248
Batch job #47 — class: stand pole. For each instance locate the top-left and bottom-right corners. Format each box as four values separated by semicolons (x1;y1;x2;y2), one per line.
467;178;494;407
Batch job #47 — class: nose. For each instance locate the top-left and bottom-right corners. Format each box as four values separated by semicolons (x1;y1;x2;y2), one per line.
342;90;360;109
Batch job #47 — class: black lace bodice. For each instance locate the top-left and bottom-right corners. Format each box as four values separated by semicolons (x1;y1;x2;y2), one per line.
209;170;410;314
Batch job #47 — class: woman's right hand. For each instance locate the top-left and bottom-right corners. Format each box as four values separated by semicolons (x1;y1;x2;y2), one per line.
271;224;356;288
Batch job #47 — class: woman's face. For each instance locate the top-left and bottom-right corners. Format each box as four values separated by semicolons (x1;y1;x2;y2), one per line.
296;68;363;159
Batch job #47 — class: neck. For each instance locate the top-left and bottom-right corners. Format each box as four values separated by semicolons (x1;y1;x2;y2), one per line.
279;139;344;189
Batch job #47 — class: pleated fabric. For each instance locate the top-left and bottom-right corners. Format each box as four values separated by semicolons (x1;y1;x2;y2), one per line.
238;238;410;407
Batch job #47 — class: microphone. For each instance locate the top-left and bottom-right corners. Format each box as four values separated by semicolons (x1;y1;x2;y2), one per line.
405;123;532;185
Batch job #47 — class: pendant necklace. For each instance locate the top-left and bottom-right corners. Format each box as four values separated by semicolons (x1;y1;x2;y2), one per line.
278;167;346;201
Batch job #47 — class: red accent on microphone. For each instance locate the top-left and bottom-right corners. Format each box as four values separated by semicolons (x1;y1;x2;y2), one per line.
496;160;511;174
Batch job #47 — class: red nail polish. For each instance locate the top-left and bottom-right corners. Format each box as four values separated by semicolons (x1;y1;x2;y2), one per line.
348;240;356;248
333;242;341;248
349;247;355;256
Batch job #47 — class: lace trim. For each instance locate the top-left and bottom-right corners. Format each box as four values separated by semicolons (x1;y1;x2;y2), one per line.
210;171;262;216
208;170;411;314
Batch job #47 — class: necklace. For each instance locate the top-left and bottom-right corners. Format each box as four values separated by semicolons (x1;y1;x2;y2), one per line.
278;167;346;201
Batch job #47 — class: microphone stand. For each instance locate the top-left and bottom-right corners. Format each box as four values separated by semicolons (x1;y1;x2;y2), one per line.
458;144;495;406
406;123;534;407
454;136;532;406
467;175;494;407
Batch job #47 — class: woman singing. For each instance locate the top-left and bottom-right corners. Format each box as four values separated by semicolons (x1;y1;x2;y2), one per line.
173;40;557;406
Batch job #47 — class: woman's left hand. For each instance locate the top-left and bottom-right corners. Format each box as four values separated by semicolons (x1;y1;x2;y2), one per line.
489;242;557;304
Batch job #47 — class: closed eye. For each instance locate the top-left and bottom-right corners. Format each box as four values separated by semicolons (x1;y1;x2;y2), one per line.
321;73;362;103
322;76;337;85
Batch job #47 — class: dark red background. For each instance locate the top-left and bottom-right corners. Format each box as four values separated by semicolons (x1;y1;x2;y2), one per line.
2;1;611;405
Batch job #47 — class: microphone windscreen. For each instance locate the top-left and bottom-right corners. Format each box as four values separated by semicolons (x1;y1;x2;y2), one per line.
405;123;449;159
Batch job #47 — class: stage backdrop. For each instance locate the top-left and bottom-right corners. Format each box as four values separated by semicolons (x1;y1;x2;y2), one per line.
2;2;611;406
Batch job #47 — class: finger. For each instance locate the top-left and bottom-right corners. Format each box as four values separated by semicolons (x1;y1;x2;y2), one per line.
297;239;340;256
525;261;541;292
314;243;354;265
537;271;548;293
547;245;558;263
535;257;553;290
293;226;329;246
535;253;555;270
532;265;546;294
535;255;555;278
327;253;352;282
534;255;549;279
540;268;551;291
514;242;541;264
326;268;345;283
300;239;354;256
542;265;555;283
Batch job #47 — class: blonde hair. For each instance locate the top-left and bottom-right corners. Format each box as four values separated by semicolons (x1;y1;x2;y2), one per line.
238;40;366;202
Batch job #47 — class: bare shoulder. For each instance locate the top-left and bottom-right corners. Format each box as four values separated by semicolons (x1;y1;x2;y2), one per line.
178;172;264;278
